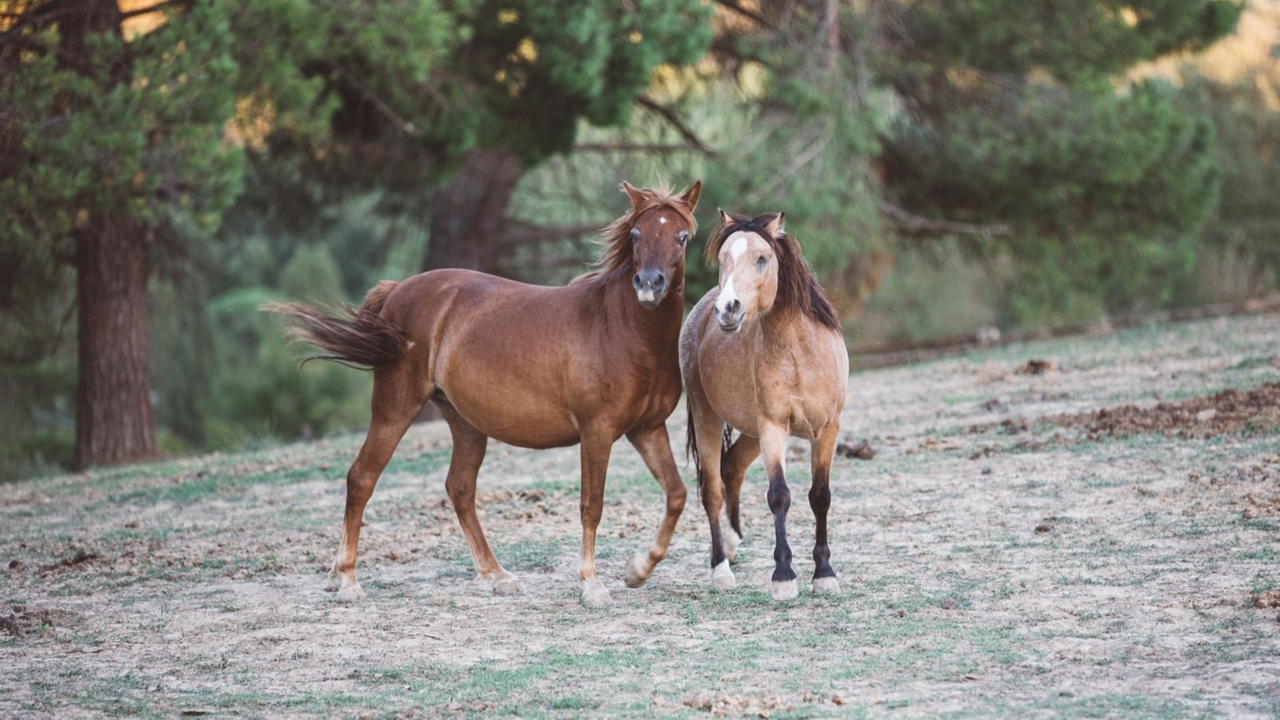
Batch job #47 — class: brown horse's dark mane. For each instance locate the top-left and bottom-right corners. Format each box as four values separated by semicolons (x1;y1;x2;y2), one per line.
706;212;840;331
580;184;698;279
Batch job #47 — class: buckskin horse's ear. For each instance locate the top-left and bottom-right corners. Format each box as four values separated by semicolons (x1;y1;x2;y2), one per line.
680;181;702;211
621;181;648;209
764;212;786;239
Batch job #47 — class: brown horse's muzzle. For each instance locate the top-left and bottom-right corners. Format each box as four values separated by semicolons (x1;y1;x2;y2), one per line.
633;268;668;310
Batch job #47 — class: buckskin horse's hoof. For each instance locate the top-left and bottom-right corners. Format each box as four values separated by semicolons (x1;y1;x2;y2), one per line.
812;576;841;595
721;522;741;562
770;579;798;602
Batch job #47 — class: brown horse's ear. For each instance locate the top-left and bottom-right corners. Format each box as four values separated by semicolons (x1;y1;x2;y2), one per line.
679;181;702;211
621;181;649;209
764;212;786;238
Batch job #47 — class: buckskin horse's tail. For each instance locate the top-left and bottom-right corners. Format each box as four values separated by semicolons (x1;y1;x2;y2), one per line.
686;403;734;493
265;280;406;371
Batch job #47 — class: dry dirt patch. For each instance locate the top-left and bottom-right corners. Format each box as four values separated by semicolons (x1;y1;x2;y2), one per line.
3;313;1280;718
1049;381;1280;439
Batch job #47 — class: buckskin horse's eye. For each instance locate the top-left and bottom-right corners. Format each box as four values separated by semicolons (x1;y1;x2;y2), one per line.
756;256;767;272
630;228;640;244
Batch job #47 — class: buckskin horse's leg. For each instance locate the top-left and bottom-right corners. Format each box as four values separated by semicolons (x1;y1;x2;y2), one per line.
681;407;736;590
719;433;760;563
759;423;798;601
809;422;841;595
622;424;688;589
577;428;615;607
435;402;520;596
332;371;424;602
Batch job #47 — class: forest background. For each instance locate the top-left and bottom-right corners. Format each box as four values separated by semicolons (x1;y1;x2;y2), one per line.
1;0;1277;479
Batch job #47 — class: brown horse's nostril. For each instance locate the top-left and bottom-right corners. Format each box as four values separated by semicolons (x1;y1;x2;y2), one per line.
634;269;666;293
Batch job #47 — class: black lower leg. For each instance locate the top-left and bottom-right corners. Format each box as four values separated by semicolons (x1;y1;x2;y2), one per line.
767;473;795;582
809;481;836;579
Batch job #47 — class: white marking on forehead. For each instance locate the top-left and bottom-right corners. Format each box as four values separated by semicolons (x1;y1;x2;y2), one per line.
725;232;751;261
658;216;667;224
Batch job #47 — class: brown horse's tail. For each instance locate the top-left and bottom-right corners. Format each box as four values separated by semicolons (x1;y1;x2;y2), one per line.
264;280;406;371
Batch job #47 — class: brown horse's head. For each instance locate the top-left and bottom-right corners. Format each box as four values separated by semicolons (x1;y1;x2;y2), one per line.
593;181;701;310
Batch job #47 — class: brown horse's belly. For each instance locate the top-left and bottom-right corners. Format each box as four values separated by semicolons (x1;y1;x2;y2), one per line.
441;388;582;449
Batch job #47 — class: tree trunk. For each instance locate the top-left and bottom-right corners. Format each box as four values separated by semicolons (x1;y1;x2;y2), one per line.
74;217;155;469
424;146;524;274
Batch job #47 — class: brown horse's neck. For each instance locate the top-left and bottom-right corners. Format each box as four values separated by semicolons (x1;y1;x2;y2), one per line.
600;265;685;346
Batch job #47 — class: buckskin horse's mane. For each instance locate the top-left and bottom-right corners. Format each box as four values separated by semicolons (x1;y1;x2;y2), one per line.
706;212;840;331
580;185;699;280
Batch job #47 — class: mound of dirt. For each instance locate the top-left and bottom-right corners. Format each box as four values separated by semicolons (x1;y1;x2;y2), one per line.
1050;382;1280;439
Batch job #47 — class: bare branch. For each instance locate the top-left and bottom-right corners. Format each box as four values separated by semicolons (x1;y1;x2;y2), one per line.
335;67;423;138
499;223;604;247
635;96;714;155
878;201;1013;238
574;142;714;156
715;0;768;27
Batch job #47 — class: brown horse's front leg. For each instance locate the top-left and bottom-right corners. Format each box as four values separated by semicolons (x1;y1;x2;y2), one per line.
623;424;688;589
759;424;798;602
809;422;841;595
578;429;615;607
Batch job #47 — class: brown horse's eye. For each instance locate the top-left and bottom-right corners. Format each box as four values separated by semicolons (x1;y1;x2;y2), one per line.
630;228;640;243
677;232;689;246
756;256;767;272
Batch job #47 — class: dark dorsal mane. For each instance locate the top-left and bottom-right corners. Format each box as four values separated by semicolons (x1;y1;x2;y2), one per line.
707;212;840;332
583;185;698;278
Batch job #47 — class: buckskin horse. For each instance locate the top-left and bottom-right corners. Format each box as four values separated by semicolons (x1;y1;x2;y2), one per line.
680;210;848;601
269;181;701;606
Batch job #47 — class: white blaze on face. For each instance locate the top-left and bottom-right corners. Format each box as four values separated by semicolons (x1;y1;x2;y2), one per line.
715;233;751;316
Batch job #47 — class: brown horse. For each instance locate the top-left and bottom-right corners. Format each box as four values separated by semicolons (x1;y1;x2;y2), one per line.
269;181;701;607
680;210;848;601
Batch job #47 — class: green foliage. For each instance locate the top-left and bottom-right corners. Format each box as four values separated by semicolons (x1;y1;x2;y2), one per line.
878;0;1239;325
1175;69;1280;301
901;0;1243;84
435;0;712;165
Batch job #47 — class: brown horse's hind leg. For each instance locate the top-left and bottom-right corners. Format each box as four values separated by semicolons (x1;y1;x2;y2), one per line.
720;433;760;562
434;402;520;596
809;423;841;595
622;424;688;590
332;370;426;602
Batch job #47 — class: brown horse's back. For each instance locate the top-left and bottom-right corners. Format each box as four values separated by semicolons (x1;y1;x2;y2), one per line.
383;268;681;450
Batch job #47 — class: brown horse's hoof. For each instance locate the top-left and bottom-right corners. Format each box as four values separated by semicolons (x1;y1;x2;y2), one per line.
812;576;841;595
624;552;651;588
711;561;737;590
580;581;613;607
770;579;798;602
335;582;367;603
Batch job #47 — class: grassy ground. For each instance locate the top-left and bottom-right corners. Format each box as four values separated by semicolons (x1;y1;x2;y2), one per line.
3;313;1279;718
